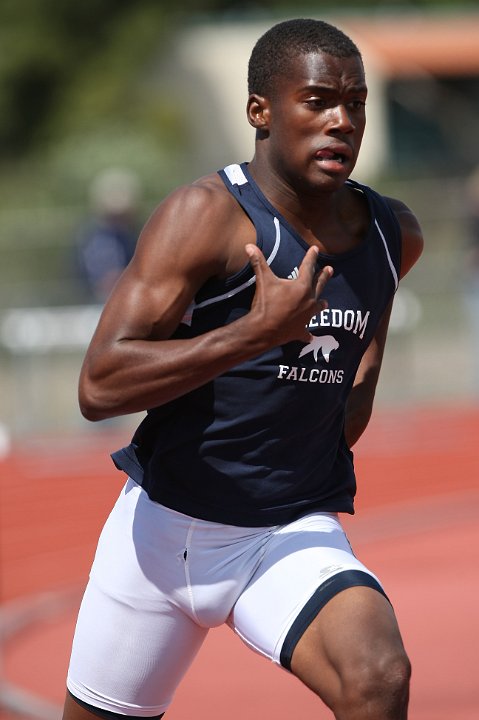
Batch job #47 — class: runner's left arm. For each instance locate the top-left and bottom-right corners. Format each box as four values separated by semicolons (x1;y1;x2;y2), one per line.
345;196;424;447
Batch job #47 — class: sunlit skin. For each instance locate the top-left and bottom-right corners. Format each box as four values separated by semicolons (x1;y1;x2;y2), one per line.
247;53;370;255
64;40;424;720
249;53;366;190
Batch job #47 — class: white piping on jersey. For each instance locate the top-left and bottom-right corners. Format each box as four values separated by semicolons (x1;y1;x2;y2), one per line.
350;185;398;291
181;217;281;323
374;218;399;291
181;175;399;326
223;163;248;186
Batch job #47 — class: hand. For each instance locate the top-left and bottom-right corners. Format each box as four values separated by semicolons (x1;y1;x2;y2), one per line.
245;243;333;345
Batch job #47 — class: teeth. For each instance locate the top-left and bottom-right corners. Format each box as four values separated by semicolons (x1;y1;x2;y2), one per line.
317;153;344;163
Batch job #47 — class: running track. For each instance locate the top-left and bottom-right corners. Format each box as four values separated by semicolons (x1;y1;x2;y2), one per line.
1;406;478;720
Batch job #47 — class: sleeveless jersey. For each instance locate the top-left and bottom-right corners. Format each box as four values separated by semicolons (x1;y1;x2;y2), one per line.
112;162;401;526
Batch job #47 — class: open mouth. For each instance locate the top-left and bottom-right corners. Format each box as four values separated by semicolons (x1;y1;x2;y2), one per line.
315;150;347;164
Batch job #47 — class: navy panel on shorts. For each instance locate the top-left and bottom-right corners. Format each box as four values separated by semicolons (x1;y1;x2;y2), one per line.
279;569;390;670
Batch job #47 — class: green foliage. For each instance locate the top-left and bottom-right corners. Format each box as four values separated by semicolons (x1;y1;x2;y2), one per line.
0;0;476;158
0;0;135;154
0;0;476;309
0;0;476;204
0;0;189;206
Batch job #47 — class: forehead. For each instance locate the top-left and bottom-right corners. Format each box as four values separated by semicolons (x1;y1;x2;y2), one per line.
276;51;366;94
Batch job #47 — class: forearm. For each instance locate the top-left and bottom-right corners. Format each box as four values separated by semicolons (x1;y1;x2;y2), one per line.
344;386;375;447
79;242;331;420
79;314;269;421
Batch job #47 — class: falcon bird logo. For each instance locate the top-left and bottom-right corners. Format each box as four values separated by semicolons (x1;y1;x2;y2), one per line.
298;335;339;363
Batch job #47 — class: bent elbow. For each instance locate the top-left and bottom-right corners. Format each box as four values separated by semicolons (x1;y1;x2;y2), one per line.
78;378;114;422
79;401;108;422
79;396;108;422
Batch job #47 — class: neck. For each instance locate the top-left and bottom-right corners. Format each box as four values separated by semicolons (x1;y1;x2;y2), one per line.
247;156;367;254
248;155;345;224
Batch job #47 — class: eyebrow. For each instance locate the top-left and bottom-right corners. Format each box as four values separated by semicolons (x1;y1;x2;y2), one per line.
300;82;368;94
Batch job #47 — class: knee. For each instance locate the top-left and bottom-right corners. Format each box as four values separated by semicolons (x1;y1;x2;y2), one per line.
342;648;411;713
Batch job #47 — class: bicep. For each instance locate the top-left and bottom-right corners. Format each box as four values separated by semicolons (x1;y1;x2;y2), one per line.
93;262;192;348
85;185;229;351
386;197;424;278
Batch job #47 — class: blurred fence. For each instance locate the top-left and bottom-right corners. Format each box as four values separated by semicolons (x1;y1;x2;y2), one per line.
0;176;477;439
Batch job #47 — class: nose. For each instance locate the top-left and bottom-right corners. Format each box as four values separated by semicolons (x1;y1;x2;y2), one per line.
328;104;355;133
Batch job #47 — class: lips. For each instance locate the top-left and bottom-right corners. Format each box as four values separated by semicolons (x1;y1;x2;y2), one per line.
315;146;352;164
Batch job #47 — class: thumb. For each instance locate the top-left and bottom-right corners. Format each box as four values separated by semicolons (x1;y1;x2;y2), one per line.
245;243;263;263
245;243;269;284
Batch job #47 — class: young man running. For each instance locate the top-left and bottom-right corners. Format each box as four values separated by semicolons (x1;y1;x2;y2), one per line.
64;18;423;720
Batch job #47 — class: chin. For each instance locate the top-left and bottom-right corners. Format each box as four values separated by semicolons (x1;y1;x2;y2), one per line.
303;173;348;195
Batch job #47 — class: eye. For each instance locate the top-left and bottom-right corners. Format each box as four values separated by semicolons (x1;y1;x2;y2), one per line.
304;97;328;110
348;99;366;111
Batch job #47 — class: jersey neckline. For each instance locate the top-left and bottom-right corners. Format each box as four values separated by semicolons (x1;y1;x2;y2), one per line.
239;162;376;262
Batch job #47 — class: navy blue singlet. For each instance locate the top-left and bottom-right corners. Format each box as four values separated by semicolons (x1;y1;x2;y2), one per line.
112;163;401;526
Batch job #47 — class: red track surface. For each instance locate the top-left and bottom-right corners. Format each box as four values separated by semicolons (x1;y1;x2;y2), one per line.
1;405;478;720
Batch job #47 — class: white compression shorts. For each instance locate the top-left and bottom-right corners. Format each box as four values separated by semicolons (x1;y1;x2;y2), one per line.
67;479;386;717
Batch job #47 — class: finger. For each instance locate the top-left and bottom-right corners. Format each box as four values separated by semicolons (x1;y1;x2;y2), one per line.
297;246;320;284
245;243;261;262
314;265;334;300
245;243;271;286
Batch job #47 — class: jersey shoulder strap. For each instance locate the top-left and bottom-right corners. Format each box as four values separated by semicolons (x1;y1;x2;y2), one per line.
218;163;281;258
347;178;402;290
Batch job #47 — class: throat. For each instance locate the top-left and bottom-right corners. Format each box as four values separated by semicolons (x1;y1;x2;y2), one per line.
308;227;365;255
281;208;367;255
279;186;370;255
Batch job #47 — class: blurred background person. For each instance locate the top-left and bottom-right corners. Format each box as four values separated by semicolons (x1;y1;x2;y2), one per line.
73;168;141;303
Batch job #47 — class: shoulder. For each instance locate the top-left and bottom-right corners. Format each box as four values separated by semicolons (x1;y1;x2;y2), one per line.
133;170;254;280
139;172;237;247
150;172;239;229
382;195;424;279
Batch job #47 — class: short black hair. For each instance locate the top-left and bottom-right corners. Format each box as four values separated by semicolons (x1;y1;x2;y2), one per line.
248;18;362;96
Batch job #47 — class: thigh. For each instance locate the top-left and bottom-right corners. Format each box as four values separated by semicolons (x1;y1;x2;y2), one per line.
290;585;408;713
67;481;209;716
67;578;208;716
229;512;384;667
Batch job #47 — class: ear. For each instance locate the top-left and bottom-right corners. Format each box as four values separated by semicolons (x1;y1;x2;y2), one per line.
247;94;270;130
